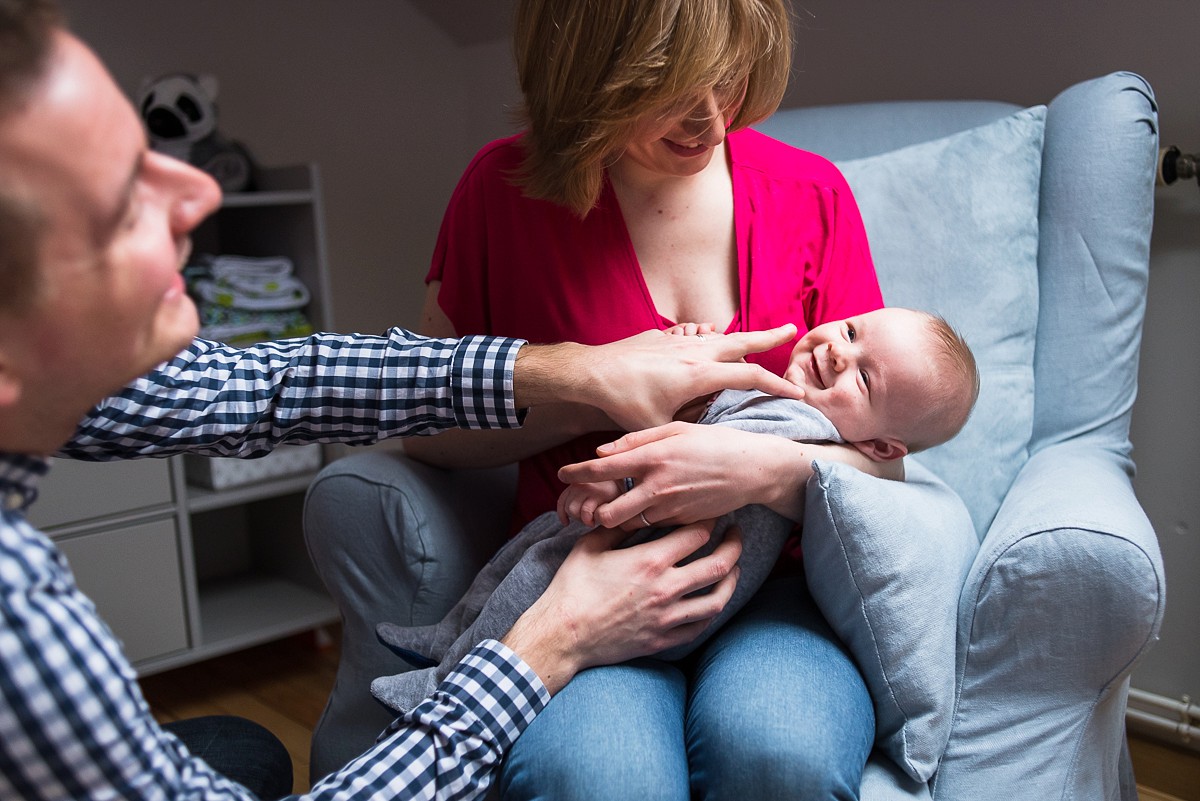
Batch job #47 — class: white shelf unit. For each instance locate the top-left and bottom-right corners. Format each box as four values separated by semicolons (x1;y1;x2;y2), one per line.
30;164;340;676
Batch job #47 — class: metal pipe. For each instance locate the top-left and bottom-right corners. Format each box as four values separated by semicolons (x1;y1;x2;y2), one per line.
1127;688;1199;750
1157;145;1200;187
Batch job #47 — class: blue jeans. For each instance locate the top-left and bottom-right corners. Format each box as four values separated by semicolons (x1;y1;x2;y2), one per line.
499;576;874;800
164;715;293;799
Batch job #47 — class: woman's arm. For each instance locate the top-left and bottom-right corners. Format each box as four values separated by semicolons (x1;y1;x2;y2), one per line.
557;422;903;527
402;282;614;469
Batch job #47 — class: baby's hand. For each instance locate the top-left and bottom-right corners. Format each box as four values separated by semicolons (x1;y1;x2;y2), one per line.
663;322;719;337
557;479;626;526
674;394;714;424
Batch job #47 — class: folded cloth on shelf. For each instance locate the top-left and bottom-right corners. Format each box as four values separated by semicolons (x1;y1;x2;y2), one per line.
198;305;313;345
189;253;311;311
186;253;314;344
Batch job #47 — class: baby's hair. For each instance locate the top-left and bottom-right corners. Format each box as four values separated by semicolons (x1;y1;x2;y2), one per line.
905;313;979;453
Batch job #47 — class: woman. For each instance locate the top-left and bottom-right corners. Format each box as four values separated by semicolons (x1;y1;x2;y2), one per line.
405;0;886;797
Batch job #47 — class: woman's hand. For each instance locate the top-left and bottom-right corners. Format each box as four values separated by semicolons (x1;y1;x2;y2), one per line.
501;519;742;694
558;423;904;529
556;422;804;528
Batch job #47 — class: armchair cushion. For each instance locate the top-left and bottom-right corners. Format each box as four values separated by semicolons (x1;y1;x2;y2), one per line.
797;105;1047;784
835;106;1046;535
803;460;977;783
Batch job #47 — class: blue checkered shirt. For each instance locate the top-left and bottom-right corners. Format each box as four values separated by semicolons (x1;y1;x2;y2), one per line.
0;331;550;800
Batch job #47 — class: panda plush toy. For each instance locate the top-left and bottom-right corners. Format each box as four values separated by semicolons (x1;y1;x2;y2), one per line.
138;73;255;192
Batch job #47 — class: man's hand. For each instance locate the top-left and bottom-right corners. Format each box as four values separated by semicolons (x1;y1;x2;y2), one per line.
500;520;742;695
512;325;804;432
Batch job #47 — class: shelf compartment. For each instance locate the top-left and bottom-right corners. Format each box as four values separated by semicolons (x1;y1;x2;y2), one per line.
187;490;336;658
197;574;337;654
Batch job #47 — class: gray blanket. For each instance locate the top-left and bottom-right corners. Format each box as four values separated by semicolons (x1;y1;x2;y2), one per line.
371;389;841;714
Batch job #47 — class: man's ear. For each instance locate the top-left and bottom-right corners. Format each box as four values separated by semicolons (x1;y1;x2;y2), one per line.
851;437;908;462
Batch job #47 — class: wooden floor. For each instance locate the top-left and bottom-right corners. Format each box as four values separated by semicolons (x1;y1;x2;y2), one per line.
1129;733;1200;801
140;629;340;793
140;628;1200;798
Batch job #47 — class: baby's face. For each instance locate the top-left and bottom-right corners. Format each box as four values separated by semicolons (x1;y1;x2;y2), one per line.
784;308;931;448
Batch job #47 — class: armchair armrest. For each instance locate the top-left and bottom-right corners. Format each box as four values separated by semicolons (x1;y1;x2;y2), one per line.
303;450;516;780
934;441;1163;799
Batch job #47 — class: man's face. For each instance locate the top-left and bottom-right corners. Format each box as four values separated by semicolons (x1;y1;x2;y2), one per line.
0;31;220;448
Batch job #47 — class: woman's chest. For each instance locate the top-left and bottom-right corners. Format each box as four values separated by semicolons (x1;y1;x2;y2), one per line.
623;193;738;327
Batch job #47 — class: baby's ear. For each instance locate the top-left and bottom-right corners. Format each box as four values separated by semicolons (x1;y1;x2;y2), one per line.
851;437;908;462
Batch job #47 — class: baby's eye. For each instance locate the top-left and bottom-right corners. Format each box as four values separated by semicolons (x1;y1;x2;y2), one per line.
860;369;870;389
845;324;856;342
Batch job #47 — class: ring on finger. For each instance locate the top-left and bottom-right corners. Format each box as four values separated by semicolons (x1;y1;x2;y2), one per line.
639;512;651;527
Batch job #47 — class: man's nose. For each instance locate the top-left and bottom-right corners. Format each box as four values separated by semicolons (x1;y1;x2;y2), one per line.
150;150;221;235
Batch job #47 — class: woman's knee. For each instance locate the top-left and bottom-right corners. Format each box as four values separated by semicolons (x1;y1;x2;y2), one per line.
691;720;870;800
501;660;690;801
686;577;875;800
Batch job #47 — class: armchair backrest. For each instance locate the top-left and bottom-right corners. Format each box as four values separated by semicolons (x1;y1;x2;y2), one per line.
755;73;1157;536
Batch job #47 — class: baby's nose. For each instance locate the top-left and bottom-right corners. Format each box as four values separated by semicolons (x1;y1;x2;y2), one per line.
827;342;847;371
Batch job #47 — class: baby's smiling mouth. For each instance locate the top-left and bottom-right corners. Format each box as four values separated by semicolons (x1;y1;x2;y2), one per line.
809;353;826;389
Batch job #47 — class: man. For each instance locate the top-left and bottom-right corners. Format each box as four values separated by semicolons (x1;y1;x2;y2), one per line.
0;1;804;798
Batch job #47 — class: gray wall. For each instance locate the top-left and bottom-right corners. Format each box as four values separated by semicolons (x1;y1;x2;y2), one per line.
62;0;1197;705
61;0;520;334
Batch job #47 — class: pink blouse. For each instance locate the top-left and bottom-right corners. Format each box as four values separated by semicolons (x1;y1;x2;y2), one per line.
429;128;883;530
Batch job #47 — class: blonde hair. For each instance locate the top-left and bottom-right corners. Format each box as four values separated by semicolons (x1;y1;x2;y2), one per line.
905;313;979;453
512;0;792;216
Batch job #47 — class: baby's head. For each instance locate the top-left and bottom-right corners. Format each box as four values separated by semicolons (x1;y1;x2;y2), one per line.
784;307;978;462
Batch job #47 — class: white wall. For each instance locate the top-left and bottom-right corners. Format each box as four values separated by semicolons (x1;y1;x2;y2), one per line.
63;0;1197;707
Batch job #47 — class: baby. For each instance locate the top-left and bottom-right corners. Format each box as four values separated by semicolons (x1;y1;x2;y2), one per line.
372;307;979;713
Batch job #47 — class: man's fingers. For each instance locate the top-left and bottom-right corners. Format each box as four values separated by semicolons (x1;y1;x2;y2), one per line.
610;518;717;567
706;362;805;401
674;523;743;595
657;563;742;648
717;324;797;358
678;561;741;622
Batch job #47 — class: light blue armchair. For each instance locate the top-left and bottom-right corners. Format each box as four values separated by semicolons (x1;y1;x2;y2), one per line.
303;72;1165;799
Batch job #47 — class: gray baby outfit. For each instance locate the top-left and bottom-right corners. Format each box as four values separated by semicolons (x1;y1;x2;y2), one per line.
371;388;841;714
